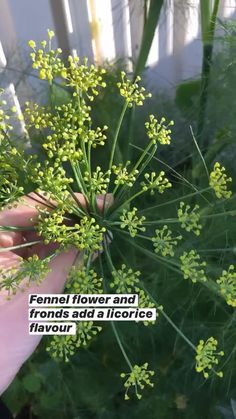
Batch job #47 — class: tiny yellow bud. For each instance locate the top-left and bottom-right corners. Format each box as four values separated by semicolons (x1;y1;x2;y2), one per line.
39;69;46;80
47;29;55;40
28;40;36;49
61;70;67;79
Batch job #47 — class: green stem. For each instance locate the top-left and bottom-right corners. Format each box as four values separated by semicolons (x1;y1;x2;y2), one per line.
201;210;236;219
0;240;41;253
114;229;181;274
103;237;134;371
131;143;212;206
140;284;197;351
108;102;128;172
111;321;133;370
67;186;87;216
110;190;145;221
0;225;35;232
160;309;196;351
113;142;155;210
140;187;211;214
196;0;220;148
132;142;154;173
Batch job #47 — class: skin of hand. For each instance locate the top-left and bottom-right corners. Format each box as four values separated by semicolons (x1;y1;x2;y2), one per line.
0;192;112;396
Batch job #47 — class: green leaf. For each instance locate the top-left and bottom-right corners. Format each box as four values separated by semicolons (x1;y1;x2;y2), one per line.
2;377;28;415
22;373;42;393
175;80;201;113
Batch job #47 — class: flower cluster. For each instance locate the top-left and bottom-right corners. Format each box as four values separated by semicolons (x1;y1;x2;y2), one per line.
0;106;30;209
24;102;52;130
145;114;174;145
37;209;106;253
209;162;232;199
83;125;108;147
120;207;146;237
84;167;111;195
75;217;106;253
152;225;182;257
216;265;236;307
0;179;24;210
25;101;92;164
46;322;102;362
31;161;73;204
120;363;155;400
110;265;140;293
141;172;172;195
28;30;64;82
178;202;202;236
66;267;103;294
0;91;13;140
0;255;51;298
110;265;155;326
112;163;138;188
195;337;224;378
117;72;152;107
61;55;106;99
135;287;157;326
180;250;207;283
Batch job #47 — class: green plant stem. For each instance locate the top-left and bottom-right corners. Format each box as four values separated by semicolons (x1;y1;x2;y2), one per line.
160;309;196;351
139;283;197;351
108;102;128;171
131;143;212;205
70;161;89;204
81;140;89;171
134;0;164;78
0;240;42;253
115;229;181;274
111;321;133;371
198;248;236;253
103;237;133;371
86;253;92;274
111;142;155;209
132;142;154;173
34;192;57;210
190;125;209;179
0;225;35;232
116;229;221;299
144;288;223;357
87;142;92;178
196;0;220;149
109;189;145;221
67;186;87;216
140;187;211;214
124;0;164;161
201;210;236;218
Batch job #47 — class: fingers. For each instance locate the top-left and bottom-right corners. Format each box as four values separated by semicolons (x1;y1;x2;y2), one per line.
96;193;114;212
0;194;49;227
0;231;22;248
0;192;114;261
0;192;114;228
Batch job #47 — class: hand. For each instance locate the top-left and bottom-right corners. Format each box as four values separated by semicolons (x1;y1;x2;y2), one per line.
0;192;112;395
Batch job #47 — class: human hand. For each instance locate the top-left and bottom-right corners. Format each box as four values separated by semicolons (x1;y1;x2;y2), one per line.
0;192;111;395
